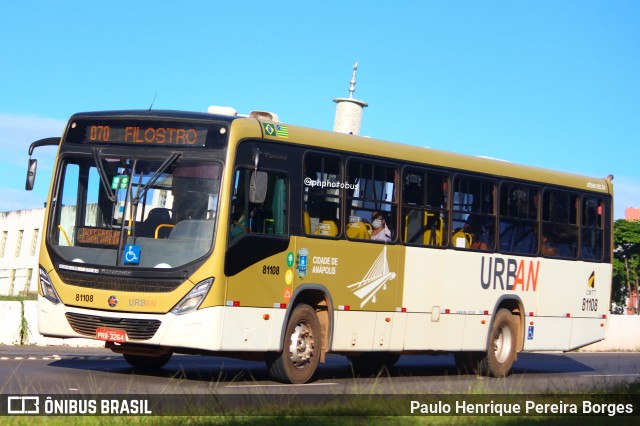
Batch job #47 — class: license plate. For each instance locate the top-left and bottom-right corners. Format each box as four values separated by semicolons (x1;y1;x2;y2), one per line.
96;327;127;343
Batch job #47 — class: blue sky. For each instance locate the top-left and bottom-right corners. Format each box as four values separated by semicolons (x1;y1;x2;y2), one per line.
1;1;638;218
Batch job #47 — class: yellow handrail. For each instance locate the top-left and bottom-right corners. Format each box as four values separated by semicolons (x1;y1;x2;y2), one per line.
58;225;71;246
155;224;175;238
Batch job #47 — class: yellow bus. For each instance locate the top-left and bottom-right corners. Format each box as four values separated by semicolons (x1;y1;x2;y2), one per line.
26;108;613;384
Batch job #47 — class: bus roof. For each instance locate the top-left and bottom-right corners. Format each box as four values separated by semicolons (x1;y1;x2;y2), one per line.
69;109;238;125
236;117;613;196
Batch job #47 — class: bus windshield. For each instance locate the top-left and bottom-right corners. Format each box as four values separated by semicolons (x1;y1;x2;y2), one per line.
50;152;222;270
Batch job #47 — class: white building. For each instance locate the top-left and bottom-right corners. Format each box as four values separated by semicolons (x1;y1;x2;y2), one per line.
0;208;44;296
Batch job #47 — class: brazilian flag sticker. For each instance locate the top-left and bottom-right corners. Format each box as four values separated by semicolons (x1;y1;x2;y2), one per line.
263;123;276;136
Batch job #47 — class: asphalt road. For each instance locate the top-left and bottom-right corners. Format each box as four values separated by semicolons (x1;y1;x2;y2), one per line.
1;345;639;396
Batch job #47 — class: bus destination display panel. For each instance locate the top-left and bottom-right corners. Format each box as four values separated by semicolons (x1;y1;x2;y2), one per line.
83;124;208;147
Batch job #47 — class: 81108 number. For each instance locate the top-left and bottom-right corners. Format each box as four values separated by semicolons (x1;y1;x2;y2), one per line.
262;265;280;275
76;294;94;302
582;298;598;311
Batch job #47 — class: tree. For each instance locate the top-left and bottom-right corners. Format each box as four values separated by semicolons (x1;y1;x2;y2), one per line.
613;219;640;314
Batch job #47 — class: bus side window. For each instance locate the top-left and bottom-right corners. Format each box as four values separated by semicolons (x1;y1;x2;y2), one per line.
542;190;578;258
498;184;538;255
452;175;495;251
230;169;288;242
347;160;397;243
303;153;342;237
581;196;603;261
402;169;448;247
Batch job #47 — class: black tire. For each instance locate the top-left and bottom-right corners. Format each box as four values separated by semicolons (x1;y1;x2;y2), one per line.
478;308;518;377
348;352;400;376
454;351;484;375
123;352;172;370
266;303;321;384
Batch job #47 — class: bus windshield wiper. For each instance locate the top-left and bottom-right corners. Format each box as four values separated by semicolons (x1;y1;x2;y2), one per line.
132;152;182;205
92;147;117;203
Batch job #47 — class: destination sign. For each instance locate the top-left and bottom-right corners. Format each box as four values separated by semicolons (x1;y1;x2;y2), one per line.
76;227;121;247
83;124;208;147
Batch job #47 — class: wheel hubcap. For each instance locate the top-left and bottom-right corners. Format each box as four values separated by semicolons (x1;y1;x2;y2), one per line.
493;325;512;364
289;322;314;368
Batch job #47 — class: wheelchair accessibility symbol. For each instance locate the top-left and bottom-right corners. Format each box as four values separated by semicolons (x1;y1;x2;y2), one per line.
123;244;141;265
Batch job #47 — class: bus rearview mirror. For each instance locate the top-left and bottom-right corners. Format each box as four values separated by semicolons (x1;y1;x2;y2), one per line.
249;171;268;204
25;158;37;191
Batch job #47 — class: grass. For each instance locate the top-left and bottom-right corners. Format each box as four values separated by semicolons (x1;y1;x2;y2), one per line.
0;295;37;302
17;300;31;345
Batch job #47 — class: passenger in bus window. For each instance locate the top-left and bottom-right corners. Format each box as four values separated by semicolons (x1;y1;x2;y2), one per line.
371;211;392;242
541;232;556;257
465;214;490;251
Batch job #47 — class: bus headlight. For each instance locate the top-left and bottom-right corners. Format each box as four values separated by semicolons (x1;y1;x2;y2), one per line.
39;266;61;304
171;277;214;315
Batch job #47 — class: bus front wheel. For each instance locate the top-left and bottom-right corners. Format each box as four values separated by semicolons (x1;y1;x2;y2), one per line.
480;308;518;377
266;303;321;384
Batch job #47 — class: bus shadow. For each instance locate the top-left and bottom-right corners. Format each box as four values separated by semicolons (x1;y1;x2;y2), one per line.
49;355;273;383
511;352;597;374
48;352;596;384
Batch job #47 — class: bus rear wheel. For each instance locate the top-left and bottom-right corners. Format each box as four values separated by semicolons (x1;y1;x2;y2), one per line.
266;303;321;384
479;308;518;377
123;352;172;370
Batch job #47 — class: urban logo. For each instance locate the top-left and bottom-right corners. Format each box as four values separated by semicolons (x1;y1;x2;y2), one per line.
480;256;540;292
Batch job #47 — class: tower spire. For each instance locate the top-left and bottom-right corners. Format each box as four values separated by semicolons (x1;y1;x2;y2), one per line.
349;61;358;98
333;62;368;135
